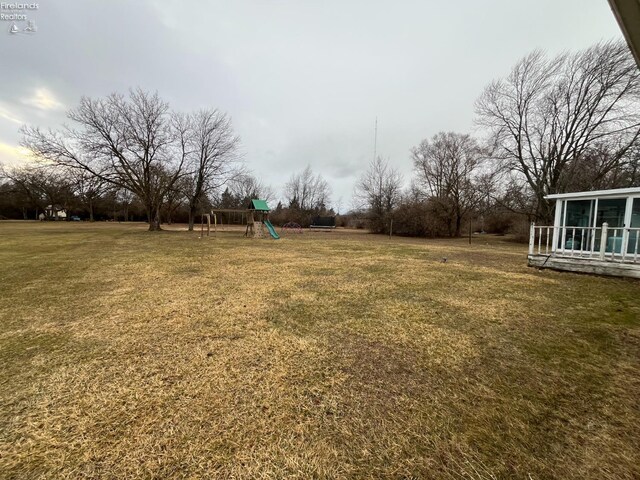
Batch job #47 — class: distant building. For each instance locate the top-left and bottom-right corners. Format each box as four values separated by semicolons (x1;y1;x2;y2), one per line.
45;205;67;220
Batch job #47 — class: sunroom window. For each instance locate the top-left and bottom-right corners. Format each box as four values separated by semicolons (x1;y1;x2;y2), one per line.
561;199;594;250
628;198;640;255
595;198;626;253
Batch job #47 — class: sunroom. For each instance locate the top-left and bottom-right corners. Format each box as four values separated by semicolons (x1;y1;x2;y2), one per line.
528;187;640;278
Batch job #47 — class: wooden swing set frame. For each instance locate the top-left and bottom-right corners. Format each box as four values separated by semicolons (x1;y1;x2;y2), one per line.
200;213;218;237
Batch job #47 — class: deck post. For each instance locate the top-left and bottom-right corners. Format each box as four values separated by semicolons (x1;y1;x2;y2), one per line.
529;222;535;255
599;222;609;260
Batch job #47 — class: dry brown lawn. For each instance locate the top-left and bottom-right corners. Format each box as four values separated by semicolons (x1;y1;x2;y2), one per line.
0;221;639;479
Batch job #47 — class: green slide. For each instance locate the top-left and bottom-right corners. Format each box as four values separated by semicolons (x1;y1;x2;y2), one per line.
263;220;280;239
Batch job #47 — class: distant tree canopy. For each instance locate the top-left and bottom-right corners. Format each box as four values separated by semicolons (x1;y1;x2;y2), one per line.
411;132;488;237
0;161;148;222
214;174;275;210
354;157;403;234
284;166;331;213
0;164;75;219
4;40;640;239
353;42;639;237
20;89;241;231
179;108;240;231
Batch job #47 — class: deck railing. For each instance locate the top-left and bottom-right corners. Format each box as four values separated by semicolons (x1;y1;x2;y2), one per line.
529;223;640;264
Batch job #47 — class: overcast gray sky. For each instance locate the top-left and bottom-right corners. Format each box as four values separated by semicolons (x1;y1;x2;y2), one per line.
0;0;624;209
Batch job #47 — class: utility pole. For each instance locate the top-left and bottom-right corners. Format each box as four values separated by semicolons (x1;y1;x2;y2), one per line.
373;117;378;162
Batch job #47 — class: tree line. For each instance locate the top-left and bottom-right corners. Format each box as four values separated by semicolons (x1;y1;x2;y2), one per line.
0;87;332;228
355;40;640;237
1;40;639;236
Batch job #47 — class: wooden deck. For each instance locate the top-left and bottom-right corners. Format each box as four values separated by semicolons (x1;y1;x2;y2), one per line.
528;254;640;279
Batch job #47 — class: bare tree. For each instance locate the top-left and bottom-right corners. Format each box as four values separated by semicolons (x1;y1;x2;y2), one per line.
354;157;403;234
284;165;330;212
181;109;240;231
163;179;186;225
69;169;107;221
228;173;275;206
412;132;486;237
21;88;188;231
559;141;640;191
0;164;74;219
0;171;33;219
116;188;135;222
476;40;640;222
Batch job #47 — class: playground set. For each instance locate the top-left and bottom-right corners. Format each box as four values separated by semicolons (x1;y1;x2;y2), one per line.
281;222;303;234
200;199;280;239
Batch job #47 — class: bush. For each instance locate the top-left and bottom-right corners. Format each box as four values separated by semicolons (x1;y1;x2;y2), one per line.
391;199;450;237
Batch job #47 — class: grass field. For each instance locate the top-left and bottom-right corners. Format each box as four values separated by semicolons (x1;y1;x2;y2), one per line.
1;221;639;479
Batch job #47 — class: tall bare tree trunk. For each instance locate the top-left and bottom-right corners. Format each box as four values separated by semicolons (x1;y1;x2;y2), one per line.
148;206;162;231
188;203;196;231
